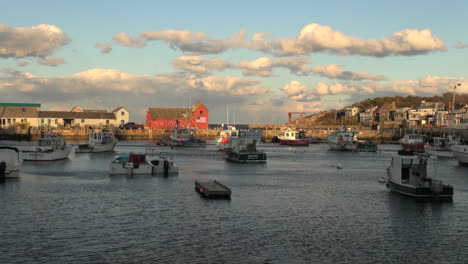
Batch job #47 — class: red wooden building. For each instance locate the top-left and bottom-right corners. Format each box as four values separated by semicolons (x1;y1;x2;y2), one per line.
145;102;209;129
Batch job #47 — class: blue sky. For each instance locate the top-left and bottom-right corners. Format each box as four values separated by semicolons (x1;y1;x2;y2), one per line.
1;0;468;123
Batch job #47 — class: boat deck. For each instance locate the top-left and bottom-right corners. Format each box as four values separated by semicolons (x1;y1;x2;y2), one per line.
195;180;231;199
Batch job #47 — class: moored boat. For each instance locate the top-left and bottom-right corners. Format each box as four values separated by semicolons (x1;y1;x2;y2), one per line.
451;145;468;165
215;126;239;151
424;135;460;158
0;147;22;178
165;127;206;147
398;133;426;152
386;149;453;200
277;129;309;146
227;131;266;163
326;129;358;151
110;149;178;176
21;133;73;161
75;131;118;153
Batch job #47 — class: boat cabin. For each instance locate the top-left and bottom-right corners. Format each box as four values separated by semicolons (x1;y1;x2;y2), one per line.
388;151;436;186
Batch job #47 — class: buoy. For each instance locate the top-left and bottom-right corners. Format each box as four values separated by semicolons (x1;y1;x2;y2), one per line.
336;164;343;169
199;188;205;193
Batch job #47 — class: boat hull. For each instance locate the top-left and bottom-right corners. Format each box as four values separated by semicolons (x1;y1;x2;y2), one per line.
400;143;425;152
452;151;468;165
22;146;73;161
75;143;116;153
110;163;178;175
327;141;356;151
424;148;454;158
227;151;267;163
279;139;309;146
386;178;453;200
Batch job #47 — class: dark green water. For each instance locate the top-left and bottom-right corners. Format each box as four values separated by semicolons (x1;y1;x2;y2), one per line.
1;142;467;263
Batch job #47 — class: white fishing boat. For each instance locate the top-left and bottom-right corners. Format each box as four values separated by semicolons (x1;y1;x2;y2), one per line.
227;131;266;163
215;126;239;151
386;149;453;200
110;149;178;176
398;133;426;152
163;127;206;147
75;131;118;153
0;147;22;178
326;129;358;151
451;145;468;165
424;135;460;158
21;133;73;161
277;128;309;146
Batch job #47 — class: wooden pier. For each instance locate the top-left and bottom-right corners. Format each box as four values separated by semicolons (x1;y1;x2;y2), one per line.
195;180;231;199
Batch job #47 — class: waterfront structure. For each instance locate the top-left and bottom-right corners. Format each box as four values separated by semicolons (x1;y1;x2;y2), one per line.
0;103;41;128
146;102;209;129
0;103;129;128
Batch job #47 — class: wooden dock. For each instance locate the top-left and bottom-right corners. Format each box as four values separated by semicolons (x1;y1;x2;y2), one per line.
195;180;231;199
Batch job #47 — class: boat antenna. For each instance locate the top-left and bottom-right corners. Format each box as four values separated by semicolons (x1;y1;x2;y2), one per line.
226;104;229;127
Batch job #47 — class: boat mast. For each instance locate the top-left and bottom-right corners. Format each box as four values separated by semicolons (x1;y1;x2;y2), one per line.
450;83;461;129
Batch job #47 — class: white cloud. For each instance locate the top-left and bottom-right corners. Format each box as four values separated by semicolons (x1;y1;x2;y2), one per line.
0;24;70;58
172;56;232;75
280;81;316;101
37;57;66;67
95;42;112;53
311;64;386;81
456;41;468;49
111;23;445;57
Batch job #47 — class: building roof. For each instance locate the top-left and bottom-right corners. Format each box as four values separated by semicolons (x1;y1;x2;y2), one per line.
0;103;41;107
39;111;116;119
112;107;126;112
148;108;194;119
0;106;39;118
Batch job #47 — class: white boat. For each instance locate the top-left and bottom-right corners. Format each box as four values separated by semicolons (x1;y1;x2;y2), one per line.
277;128;310;146
164;127;206;147
0;147;22;178
424;135;460;158
398;133;426;152
451;145;468;165
110;149;178;176
326;129;358;151
75;131;118;153
21;133;73;161
227;131;266;163
215;126;239;151
386;150;453;200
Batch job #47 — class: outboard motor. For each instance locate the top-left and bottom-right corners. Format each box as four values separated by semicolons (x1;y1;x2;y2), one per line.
0;161;6;181
431;179;444;193
163;160;169;177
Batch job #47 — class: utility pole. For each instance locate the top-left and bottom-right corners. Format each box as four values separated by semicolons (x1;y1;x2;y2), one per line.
450;83;461;128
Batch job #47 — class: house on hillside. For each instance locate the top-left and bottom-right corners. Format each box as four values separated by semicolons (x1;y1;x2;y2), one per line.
376;102;397;122
359;106;377;123
393;107;411;122
146;102;209;129
0;103;41;128
345;106;359;117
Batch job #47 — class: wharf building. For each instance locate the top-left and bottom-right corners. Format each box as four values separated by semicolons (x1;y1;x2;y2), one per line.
0;103;129;128
146;102;209;129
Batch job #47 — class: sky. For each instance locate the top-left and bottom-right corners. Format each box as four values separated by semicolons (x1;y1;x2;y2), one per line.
1;0;468;124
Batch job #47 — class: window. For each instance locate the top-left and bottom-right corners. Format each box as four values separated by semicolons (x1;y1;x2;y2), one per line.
24;119;27;122
121;120;125;124
55;119;58;124
47;119;51;124
81;119;85;123
121;111;125;116
106;120;109;125
12;118;16;123
200;110;203;114
41;119;44;124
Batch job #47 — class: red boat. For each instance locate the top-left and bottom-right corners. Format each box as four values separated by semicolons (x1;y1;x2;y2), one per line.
398;134;426;152
278;129;310;146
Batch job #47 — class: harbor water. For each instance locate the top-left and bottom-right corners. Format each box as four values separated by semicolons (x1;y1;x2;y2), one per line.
1;142;467;263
